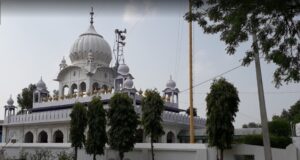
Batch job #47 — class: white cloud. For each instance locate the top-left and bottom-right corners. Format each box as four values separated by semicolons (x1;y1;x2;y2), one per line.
122;0;154;27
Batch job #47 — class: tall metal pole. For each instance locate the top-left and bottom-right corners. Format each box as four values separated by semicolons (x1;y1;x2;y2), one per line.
253;33;272;160
189;0;195;143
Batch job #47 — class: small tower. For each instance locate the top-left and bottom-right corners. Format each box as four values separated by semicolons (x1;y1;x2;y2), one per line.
163;76;179;108
4;95;16;117
114;63;133;91
33;77;49;103
121;77;137;102
59;57;67;70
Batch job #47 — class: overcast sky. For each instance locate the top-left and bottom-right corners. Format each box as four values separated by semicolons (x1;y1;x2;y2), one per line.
0;0;299;127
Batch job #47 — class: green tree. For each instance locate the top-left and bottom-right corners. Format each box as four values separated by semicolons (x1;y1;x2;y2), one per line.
206;78;240;160
86;96;107;160
187;0;300;87
141;89;165;160
70;102;87;160
17;84;36;111
288;100;300;121
269;119;291;137
273;100;300;123
107;93;139;160
242;122;261;128
186;107;197;116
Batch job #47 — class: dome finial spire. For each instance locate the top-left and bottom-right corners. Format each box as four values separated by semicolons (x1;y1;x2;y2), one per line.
90;7;94;25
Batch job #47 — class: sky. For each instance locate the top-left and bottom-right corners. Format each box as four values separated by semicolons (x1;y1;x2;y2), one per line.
0;0;299;127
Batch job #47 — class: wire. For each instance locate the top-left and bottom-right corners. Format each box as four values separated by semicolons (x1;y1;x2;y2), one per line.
180;64;242;93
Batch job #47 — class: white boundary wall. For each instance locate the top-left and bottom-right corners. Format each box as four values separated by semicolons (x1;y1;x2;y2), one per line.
0;143;298;160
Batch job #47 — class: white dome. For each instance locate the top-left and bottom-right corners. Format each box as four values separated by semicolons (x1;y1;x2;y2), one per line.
118;63;130;75
7;96;14;106
36;78;47;90
70;24;112;66
166;77;176;89
124;78;134;89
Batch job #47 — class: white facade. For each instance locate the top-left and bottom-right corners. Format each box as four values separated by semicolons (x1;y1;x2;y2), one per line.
2;10;206;146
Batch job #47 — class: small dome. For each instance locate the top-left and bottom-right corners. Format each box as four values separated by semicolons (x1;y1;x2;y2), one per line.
70;24;112;66
124;78;134;89
7;96;14;106
36;78;47;90
118;63;130;75
166;76;176;89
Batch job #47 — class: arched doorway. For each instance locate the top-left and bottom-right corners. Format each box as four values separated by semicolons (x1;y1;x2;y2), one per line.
80;82;86;93
71;83;78;94
63;85;69;97
38;131;48;143
53;130;64;143
92;82;99;91
24;131;33;143
167;131;175;143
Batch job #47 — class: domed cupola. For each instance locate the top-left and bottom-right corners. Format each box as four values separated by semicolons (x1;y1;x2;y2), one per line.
166;76;176;89
117;63;130;75
69;8;112;67
7;96;14;106
163;75;179;107
36;77;47;91
124;78;134;89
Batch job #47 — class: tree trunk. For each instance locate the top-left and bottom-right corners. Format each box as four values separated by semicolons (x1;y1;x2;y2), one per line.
151;135;155;160
93;153;96;160
220;149;223;160
119;152;124;160
74;147;78;160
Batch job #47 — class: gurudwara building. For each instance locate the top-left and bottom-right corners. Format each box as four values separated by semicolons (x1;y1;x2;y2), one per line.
2;10;205;145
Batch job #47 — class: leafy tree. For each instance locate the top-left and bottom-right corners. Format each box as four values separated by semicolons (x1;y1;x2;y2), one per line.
107;93;139;160
206;78;240;160
268;119;291;137
242;118;292;148
292;114;300;124
141;89;165;160
186;107;197;116
242;122;261;128
17;84;36;111
86;96;107;160
287;100;300;121
187;0;300;87
273;100;300;123
70;102;87;160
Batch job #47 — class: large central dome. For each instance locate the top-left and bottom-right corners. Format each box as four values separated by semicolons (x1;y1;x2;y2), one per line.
69;24;112;67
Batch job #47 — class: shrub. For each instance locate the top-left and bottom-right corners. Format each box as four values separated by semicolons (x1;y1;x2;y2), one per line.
242;134;292;149
57;151;73;160
29;149;54;160
242;135;263;146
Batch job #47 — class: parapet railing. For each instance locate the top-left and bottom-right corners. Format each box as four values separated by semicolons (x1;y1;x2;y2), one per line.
4;109;71;125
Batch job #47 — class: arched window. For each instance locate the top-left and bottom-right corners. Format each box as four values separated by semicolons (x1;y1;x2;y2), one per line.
53;130;64;143
71;83;78;94
63;85;69;96
38;131;48;143
136;129;144;143
24;131;33;143
92;82;99;91
167;131;175;143
80;82;86;92
102;85;108;90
